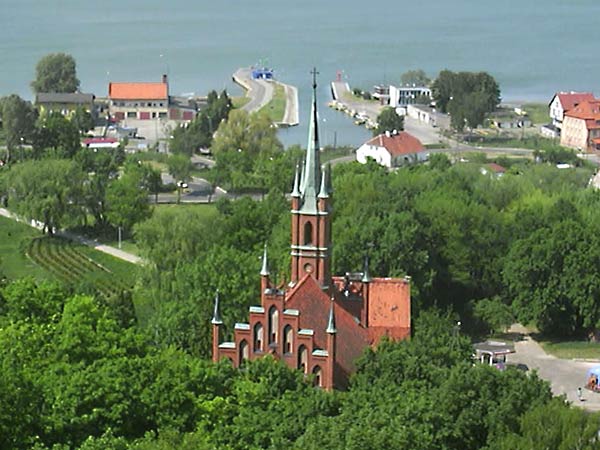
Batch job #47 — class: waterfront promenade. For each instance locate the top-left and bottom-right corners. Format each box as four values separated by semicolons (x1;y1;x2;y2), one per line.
233;67;298;126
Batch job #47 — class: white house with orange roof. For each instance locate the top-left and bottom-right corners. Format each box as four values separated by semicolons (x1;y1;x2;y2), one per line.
549;91;595;130
108;74;197;122
356;130;427;168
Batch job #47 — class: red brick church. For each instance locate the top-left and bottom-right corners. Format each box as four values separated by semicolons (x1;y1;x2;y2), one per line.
212;71;411;389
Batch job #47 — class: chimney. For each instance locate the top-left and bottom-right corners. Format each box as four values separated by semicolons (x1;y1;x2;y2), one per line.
385;130;391;138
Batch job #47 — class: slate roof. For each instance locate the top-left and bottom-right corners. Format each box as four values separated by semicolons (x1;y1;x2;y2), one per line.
108;82;168;100
35;92;95;104
365;132;425;157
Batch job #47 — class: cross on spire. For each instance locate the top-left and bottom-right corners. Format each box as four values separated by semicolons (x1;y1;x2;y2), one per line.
311;67;319;89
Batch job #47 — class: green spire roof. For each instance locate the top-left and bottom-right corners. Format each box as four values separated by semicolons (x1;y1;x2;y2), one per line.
299;68;322;214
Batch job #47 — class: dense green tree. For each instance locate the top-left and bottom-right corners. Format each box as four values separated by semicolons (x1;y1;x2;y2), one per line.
1;94;37;163
31;53;80;93
211;109;283;191
400;69;431;87
6;159;85;233
169;90;232;155
374;107;405;136
35;111;81;157
431;70;500;127
167;154;193;203
72;105;95;135
491;399;600;450
105;165;151;233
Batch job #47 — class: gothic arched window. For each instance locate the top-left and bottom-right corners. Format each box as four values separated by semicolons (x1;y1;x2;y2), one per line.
239;340;249;366
298;345;308;373
268;306;279;345
312;365;322;387
283;325;293;354
303;221;313;246
253;322;264;353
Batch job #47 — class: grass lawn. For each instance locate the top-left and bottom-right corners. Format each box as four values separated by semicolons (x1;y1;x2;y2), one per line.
522;103;549;125
232;96;251;109
259;83;286;122
540;341;600;360
0;216;52;280
153;202;218;219
320;146;355;164
0;215;137;295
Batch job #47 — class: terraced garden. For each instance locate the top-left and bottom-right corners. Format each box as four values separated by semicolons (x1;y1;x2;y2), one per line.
26;236;134;298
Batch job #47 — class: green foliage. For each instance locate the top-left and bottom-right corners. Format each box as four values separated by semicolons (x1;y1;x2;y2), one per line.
72;106;95;135
34;110;81;157
105;164;151;232
400;69;431;86
31;53;80;94
1;94;37;161
6;159;85;233
374;107;405;135
491;398;600;450
210;109;285;192
432;70;500;129
473;296;515;333
169;90;232;155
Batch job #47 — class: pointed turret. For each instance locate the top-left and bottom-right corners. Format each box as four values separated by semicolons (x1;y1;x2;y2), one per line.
361;255;372;283
299;68;322;214
260;244;270;276
318;164;329;199
291;164;301;197
326;298;337;334
211;290;223;325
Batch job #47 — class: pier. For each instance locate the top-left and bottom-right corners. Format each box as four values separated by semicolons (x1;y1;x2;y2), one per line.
232;67;298;127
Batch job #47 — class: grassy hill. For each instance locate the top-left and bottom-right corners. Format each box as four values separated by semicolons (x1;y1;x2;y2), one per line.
0;216;136;295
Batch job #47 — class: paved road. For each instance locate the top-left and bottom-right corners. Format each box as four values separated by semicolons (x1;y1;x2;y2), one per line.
233;68;273;113
280;84;299;126
508;324;600;411
0;208;143;265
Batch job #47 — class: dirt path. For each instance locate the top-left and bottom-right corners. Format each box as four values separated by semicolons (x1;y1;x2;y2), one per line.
508;324;600;411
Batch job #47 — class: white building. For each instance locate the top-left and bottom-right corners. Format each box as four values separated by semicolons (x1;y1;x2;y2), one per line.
389;85;432;108
356;131;427;168
549;92;595;130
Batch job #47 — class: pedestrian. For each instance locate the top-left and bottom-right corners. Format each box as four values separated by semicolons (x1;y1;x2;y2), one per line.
577;387;583;401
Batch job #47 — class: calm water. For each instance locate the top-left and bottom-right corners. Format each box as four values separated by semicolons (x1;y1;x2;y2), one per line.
2;0;599;147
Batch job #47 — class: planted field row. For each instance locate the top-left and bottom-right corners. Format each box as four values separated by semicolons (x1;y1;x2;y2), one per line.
27;237;130;297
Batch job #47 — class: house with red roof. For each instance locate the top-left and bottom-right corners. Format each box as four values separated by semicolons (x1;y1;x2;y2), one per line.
356;130;427;168
108;74;196;122
212;76;411;390
560;100;600;152
549;91;595;130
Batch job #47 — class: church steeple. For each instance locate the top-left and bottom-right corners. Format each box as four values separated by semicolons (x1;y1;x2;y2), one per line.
290;68;332;288
298;68;322;214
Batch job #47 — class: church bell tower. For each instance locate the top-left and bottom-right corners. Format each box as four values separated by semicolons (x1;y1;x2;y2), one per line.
290;68;332;288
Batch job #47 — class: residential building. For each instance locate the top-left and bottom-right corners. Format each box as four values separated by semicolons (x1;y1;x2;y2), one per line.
356;130;427;168
406;104;449;128
549;92;595;130
389;85;432;108
35;92;96;118
108;75;169;121
212;75;411;390
560;100;600;152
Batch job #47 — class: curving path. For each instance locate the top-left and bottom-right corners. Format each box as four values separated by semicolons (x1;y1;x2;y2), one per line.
508;324;600;411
